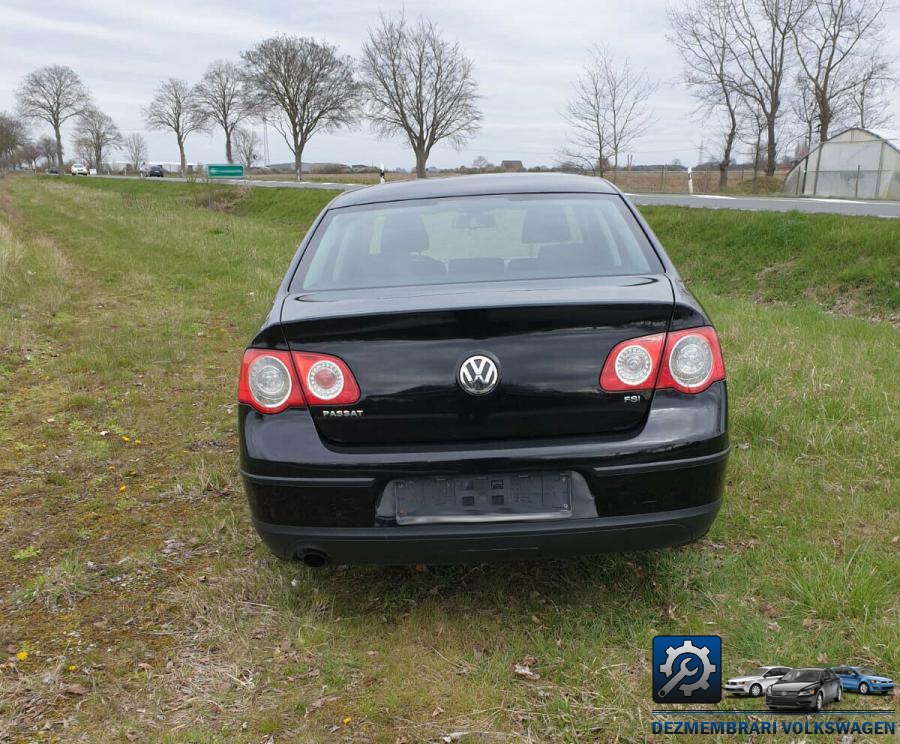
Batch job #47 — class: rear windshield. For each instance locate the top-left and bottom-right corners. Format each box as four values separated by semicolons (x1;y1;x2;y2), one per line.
293;193;662;291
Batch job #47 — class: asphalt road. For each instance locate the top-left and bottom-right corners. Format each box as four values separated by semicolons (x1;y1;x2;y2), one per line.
625;192;900;218
85;174;900;217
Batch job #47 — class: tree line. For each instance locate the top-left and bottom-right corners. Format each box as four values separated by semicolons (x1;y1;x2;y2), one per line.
2;11;481;180
1;3;896;182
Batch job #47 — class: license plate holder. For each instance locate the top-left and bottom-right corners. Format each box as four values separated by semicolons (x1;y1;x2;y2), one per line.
388;471;574;525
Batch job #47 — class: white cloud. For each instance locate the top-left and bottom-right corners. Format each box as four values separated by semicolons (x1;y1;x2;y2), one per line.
2;0;898;168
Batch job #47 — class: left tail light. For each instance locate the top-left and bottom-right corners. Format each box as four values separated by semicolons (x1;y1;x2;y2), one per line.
238;349;360;414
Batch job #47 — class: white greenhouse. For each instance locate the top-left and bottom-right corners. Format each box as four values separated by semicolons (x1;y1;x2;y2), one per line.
783;128;900;200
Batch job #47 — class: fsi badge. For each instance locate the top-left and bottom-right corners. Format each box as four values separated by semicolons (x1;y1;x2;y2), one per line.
652;636;722;704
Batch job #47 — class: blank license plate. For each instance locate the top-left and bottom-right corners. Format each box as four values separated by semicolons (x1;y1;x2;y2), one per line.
388;471;574;525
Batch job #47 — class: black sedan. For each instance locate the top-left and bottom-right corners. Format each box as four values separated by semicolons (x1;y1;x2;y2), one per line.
237;174;729;565
765;668;843;711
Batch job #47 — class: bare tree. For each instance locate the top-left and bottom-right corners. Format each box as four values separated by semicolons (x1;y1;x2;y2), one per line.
36;134;57;167
123;133;148;173
242;36;358;180
143;78;207;176
727;0;811;175
195;61;248;164
18;141;40;171
669;0;743;188
0;112;28;173
793;0;887;142
16;65;91;170
849;55;897;129
74;108;122;172
361;12;482;178
564;46;656;176
563;55;612;176
233;127;261;170
792;71;822;149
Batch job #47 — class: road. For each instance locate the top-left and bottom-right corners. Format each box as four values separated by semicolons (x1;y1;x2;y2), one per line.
625;192;900;219
87;174;900;218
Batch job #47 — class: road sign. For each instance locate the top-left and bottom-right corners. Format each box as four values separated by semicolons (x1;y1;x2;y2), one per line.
207;164;245;178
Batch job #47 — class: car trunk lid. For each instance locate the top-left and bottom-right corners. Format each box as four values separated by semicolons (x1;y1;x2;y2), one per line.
279;276;674;444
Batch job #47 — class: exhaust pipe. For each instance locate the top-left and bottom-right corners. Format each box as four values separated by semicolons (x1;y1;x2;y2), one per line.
299;549;328;568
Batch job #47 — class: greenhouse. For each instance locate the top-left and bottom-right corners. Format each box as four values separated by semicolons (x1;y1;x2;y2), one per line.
783;127;900;200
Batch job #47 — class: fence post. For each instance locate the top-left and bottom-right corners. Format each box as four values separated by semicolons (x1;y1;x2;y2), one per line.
854;165;860;198
660;165;666;192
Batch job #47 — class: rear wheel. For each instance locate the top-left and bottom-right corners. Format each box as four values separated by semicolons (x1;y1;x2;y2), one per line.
859;682;869;695
750;683;762;697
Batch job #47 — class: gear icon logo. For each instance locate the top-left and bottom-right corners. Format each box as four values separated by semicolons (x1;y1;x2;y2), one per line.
652;636;722;704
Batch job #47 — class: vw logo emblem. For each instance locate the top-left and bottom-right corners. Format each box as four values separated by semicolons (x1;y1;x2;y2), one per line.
458;354;500;395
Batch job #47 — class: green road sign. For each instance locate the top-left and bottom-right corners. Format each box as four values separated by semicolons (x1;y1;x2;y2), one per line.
207;164;245;178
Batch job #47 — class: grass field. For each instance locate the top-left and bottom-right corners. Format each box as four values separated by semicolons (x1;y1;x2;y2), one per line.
1;176;897;742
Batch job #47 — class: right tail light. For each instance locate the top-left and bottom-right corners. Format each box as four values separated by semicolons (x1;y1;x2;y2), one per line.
600;326;725;394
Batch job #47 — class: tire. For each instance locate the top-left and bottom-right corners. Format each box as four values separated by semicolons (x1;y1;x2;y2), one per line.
750;683;762;697
815;691;824;711
859;682;869;695
836;686;842;702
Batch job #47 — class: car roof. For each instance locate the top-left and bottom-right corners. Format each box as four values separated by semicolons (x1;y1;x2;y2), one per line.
328;172;619;209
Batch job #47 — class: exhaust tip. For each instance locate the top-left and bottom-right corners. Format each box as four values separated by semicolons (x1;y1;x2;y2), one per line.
299;549;328;568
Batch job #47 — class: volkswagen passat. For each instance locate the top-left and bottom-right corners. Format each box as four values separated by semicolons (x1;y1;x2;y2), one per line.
725;666;791;697
237;174;729;565
765;668;843;711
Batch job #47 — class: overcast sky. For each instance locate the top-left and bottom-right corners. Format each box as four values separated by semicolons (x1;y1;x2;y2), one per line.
2;0;898;170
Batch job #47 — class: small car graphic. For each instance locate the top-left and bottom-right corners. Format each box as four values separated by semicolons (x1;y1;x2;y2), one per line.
832;666;894;695
724;666;791;697
765;668;842;711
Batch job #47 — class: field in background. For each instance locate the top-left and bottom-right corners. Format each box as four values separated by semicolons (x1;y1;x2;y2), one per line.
1;177;897;742
247;168;790;194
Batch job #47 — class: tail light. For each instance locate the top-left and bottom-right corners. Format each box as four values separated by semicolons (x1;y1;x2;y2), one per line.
291;352;361;406
600;326;725;394
238;349;360;413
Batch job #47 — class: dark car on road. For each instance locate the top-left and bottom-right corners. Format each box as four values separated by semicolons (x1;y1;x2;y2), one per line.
145;165;164;178
237;174;729;565
765;668;843;711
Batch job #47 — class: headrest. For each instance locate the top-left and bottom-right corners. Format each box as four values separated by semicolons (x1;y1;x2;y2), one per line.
522;205;571;244
380;213;430;256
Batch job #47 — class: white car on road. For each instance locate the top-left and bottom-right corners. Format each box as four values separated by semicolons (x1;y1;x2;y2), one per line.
70;163;89;176
725;666;791;697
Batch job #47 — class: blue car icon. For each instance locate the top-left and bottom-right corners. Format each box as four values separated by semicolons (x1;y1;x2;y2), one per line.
832;666;894;695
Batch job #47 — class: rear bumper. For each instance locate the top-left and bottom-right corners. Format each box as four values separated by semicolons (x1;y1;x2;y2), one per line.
253;499;721;564
239;383;728;564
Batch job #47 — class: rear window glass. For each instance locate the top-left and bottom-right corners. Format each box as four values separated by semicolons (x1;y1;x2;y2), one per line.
293;193;662;291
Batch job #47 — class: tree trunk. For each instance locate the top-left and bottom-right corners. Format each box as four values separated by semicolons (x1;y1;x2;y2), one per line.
54;126;64;173
294;141;303;182
415;149;427;179
178;136;187;177
94;145;102;173
225;131;233;164
765;118;777;177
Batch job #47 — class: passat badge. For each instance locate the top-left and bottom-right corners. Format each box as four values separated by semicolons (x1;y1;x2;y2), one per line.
458;354;499;395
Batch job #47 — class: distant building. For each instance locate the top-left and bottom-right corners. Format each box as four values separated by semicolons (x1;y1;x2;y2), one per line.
500;160;525;172
783;127;900;199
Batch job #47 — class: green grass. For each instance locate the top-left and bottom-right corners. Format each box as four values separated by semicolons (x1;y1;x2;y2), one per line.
0;176;897;742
